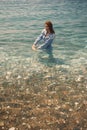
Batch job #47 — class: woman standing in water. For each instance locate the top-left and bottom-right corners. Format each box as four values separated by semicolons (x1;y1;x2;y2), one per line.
32;21;55;50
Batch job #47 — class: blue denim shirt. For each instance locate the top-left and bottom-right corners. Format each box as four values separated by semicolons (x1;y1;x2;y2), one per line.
34;29;55;49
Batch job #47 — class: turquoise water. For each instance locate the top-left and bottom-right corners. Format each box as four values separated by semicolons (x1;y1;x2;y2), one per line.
0;0;87;83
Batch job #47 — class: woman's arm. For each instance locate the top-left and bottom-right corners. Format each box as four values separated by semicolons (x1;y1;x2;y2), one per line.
38;34;55;49
33;29;45;46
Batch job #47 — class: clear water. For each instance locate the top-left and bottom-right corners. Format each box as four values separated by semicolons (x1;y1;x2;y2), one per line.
0;0;87;82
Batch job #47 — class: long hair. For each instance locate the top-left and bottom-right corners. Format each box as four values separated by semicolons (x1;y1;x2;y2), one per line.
45;21;55;34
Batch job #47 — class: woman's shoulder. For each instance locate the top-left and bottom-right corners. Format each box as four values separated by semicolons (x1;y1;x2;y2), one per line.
49;33;55;39
41;29;47;34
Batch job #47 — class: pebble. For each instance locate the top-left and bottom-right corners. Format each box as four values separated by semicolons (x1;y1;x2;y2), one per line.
69;109;73;112
17;75;21;79
7;71;11;75
75;102;79;107
55;106;61;110
9;127;15;130
48;82;56;87
27;124;31;129
7;106;10;108
76;75;84;82
0;121;4;126
44;75;52;79
22;123;26;126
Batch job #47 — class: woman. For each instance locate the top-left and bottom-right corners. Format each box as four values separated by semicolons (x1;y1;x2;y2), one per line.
32;21;55;50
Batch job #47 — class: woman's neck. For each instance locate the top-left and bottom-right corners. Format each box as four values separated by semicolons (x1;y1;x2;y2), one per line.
46;30;50;34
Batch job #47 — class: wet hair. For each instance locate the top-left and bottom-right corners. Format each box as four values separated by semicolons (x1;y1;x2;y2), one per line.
45;21;55;34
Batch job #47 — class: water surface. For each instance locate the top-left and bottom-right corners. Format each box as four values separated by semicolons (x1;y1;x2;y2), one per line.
0;0;87;84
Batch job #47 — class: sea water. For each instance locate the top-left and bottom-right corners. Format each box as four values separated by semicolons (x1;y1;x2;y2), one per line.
0;0;87;85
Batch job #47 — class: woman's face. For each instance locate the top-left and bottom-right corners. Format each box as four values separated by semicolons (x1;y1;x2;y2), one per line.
45;24;49;31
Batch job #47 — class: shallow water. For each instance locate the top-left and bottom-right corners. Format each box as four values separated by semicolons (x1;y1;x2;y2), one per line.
0;0;87;84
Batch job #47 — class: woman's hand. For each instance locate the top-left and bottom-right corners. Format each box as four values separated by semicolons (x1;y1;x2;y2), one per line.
32;44;37;51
